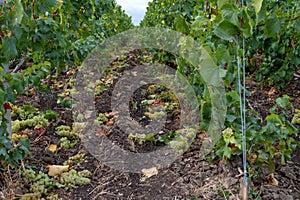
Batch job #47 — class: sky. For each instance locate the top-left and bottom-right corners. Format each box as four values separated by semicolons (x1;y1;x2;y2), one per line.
115;0;152;25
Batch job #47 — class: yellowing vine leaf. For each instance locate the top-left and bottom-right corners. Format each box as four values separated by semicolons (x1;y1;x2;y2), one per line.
254;0;264;24
48;144;58;153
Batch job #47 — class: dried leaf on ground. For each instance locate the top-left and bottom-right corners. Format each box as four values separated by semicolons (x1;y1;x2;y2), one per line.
46;165;69;176
48;144;59;153
106;119;114;126
141;167;158;178
268;173;279;186
105;111;119;118
34;127;46;136
267;87;276;95
97;129;109;137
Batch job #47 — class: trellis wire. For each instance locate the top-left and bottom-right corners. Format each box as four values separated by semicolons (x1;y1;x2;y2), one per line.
239;0;249;197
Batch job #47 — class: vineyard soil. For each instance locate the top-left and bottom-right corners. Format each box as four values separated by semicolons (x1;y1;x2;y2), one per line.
1;52;299;200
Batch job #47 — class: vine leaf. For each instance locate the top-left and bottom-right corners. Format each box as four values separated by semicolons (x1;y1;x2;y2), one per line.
264;15;280;37
12;0;24;25
253;0;264;25
221;4;240;28
35;0;59;13
2;36;18;61
175;15;190;34
218;0;234;9
214;20;238;42
241;8;254;38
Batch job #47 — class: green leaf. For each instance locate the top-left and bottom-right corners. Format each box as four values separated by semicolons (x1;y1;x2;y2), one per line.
223;146;232;159
175;15;190;34
216;44;231;64
287;137;297;150
0;136;13;149
145;133;155;142
257;0;267;23
14;0;24;25
221;4;240;27
264;15;280;37
214;20;238;42
5;84;18;103
12;148;23;161
258;150;268;160
253;0;264;25
2;36;18;60
0;88;5;105
218;0;234;9
294;19;300;33
226;114;236;123
278;139;286;151
268;158;275;173
241;8;254;38
0;147;8;157
265;113;278;122
36;0;59;13
20;138;30;150
12;80;25;94
275;95;293;109
13;26;23;40
44;110;59;120
157;135;170;143
69;140;77;148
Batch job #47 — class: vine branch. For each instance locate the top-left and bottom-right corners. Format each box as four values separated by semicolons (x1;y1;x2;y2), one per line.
12;52;27;73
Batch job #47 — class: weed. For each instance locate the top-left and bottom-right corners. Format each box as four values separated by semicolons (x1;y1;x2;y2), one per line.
94;113;108;127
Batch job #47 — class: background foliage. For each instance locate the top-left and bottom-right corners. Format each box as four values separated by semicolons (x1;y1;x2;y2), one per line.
0;0;133;166
141;0;299;88
141;0;299;171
